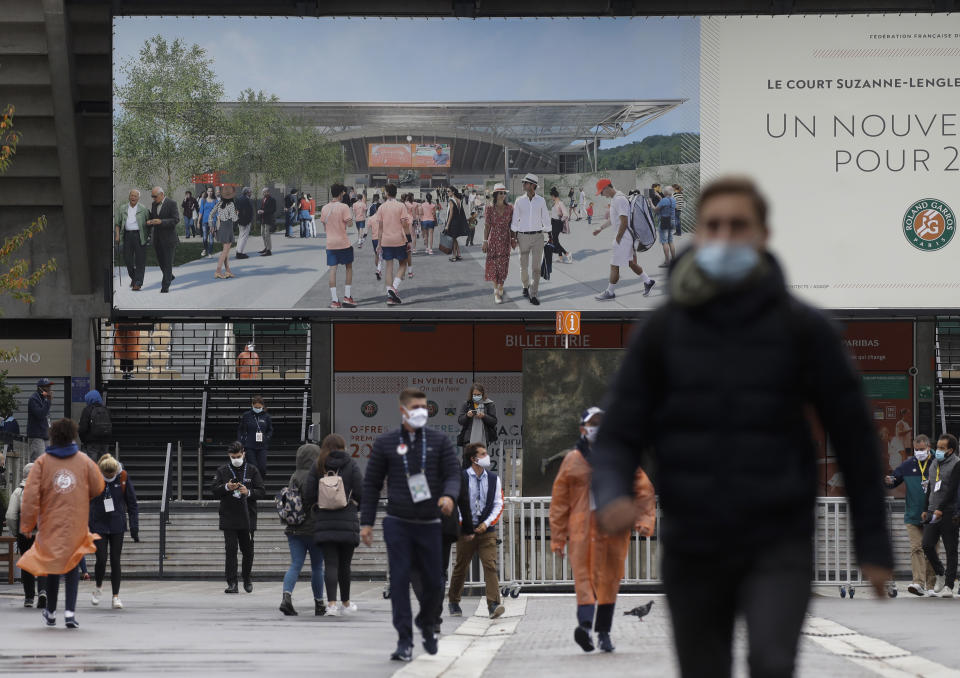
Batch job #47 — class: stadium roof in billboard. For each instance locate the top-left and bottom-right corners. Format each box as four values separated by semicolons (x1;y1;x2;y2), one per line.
220;99;686;172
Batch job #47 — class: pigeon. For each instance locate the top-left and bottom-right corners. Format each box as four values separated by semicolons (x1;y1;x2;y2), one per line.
623;600;655;620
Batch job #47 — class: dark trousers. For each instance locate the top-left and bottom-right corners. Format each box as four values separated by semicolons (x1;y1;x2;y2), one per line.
550;218;568;256
15;534;46;599
321;542;356;602
46;566;80;614
122;231;146;286
663;537;812;678
410;536;455;630
923;519;960;587
247;448;267;480
153;226;177;290
223;528;254;584
577;602;616;632
383;516;442;647
675;209;683;235
94;532;124;595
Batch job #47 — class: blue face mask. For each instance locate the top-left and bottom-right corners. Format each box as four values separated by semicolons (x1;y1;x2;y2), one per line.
252;407;263;414
936;450;946;462
695;242;760;283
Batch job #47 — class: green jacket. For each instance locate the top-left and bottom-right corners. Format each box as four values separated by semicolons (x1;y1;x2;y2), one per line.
114;201;150;246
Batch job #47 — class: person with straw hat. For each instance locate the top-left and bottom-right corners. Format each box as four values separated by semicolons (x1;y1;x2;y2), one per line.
509;173;551;306
482;183;513;304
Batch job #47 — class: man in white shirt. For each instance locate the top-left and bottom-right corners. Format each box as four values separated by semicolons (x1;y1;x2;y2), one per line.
592;178;655;301
509;173;551;305
113;188;150;291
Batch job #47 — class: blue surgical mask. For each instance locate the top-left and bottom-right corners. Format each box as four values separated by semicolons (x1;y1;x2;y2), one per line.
252;406;263;414
936;450;946;462
695;242;760;283
472;395;482;403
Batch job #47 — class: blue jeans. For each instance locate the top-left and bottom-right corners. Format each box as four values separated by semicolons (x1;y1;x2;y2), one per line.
202;220;214;251
285;210;294;237
184;217;194;238
283;534;325;600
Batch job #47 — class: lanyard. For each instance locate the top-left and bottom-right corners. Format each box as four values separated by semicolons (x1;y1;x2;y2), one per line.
252;412;261;432
918;459;928;482
473;471;485;516
400;430;427;479
228;463;248;485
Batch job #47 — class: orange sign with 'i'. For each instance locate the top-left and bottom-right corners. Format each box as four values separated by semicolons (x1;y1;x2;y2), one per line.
556;311;581;336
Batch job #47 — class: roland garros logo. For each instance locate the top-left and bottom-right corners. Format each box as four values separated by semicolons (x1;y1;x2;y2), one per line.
903;199;955;251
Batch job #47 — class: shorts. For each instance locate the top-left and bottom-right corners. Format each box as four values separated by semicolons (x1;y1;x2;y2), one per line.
611;233;636;268
421;220;436;230
380;245;408;261
326;246;355;267
356;220;366;230
659;226;674;244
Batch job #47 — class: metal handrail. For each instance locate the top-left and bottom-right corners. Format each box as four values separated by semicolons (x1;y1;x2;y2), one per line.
158;442;173;578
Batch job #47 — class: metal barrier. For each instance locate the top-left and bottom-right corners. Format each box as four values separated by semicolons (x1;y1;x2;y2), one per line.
1;436;30;490
158;442;173;578
464;496;867;589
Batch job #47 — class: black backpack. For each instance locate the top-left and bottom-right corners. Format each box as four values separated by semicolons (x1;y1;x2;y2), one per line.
90;404;112;439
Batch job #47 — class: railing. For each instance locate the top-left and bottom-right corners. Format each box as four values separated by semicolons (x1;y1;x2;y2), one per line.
158;442;173;578
1;435;29;490
463;496;867;589
488;440;521;497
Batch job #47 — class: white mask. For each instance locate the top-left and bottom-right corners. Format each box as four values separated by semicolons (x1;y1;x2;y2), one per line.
584;426;600;444
403;407;429;430
103;474;117;483
915;449;930;462
230;456;244;467
476;456;491;470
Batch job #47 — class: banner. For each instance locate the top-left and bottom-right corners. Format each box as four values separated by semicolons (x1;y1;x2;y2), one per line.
368;143;414;168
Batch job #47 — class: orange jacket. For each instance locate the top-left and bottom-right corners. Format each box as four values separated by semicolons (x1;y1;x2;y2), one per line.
237;350;260;379
114;326;141;362
549;448;655;605
17;445;105;576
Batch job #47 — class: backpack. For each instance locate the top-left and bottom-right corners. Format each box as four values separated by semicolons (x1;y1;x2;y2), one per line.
316;470;347;510
628;194;657;253
90;404;112;439
275;485;307;526
368;202;380;218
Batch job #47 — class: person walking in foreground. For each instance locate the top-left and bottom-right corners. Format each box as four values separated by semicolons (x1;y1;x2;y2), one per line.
279;443;326;617
482;183;513;304
6;462;47;608
211;442;265;594
88;453;139;610
17;419;105;628
360;388;461;663
303;434;363;617
78;390;112;460
448;443;505;620
551;407;655;653
885;435;937;596
590;177;893;678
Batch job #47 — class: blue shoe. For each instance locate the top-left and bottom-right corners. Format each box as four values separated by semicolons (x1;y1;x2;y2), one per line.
42;609;56;627
65;613;79;629
390;644;413;662
422;632;438;655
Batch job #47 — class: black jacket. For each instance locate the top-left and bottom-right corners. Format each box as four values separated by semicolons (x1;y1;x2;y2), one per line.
456;399;498;447
210;461;265;531
591;251;893;569
284;444;322;537
260;195;277;224
235;194;254;226
303;450;363;545
360;426;461;526
89;469;139;537
238;410;273;451
27;390;51;439
149;197;179;231
78;403;111;445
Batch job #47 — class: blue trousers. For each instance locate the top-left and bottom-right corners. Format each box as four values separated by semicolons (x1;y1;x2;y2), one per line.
383;516;442;647
46;566;80;614
247;448;267;480
184;216;195;238
283;534;325;600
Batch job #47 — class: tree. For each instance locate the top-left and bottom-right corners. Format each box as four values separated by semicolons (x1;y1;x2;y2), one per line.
0;369;18;419
113;36;225;192
597;133;700;170
279;119;345;193
220;89;289;187
0;104;57;361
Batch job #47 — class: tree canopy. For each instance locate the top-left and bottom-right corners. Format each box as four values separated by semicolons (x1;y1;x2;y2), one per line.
597;133;700;170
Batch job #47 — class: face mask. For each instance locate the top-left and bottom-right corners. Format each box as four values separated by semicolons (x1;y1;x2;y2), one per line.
935;450;946;462
584;426;599;444
475;456;491;470
403;407;429;430
103;474;117;483
695;242;760;283
230;456;245;467
472;395;482;403
252;407;263;414
915;449;929;462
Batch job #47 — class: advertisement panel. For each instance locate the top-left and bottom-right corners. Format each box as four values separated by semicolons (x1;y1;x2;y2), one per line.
368;143;414;168
413;144;451;168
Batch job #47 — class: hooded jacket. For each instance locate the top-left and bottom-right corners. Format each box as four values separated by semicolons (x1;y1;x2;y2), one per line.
17;443;105;576
284;444;322;538
89;464;139;537
78;390;111;445
303;449;363;545
591;250;893;569
924;452;960;516
210;460;265;531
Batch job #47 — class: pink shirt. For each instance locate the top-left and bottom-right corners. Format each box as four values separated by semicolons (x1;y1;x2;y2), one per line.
377;199;410;247
320;201;353;250
353;200;367;222
420;202;436;221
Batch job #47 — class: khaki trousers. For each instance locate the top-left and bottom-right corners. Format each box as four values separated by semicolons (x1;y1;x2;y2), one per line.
449;530;501;605
907;523;937;587
516;231;544;297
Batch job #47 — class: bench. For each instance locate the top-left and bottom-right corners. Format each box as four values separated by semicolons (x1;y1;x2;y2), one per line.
0;536;15;584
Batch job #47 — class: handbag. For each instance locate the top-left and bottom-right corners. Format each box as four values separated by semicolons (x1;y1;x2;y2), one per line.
438;231;455;255
316;470;348;510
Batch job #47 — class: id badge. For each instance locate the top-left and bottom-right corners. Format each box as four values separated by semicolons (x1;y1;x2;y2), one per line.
255;431;264;443
935;480;942;493
103;496;115;513
407;473;432;503
921;480;929;493
233;490;242;499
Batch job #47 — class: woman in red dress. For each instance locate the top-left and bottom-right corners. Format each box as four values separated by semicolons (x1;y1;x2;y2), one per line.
482;183;513;304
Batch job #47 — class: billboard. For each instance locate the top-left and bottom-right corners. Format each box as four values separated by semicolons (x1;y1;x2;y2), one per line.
368;143;452;168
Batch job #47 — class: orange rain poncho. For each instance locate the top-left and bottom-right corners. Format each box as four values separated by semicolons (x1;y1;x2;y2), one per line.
550;448;655;606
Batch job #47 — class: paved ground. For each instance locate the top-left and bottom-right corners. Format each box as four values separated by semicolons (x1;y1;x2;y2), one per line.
113;208;681;313
2;580;958;676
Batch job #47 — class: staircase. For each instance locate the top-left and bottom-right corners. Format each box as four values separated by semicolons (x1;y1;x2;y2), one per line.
935;320;960;434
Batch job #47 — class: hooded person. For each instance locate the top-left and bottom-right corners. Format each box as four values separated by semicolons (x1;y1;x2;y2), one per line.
6;462;48;608
88;453;139;609
549;407;656;654
17;418;105;628
278;442;326;617
78;390;112;460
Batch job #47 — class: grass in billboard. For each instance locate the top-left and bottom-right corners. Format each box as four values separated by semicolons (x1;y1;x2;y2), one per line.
112;16;700;313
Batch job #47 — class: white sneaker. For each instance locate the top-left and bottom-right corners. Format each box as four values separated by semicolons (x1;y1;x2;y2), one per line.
941;585;954;598
341;602;358;615
112;595;123;609
934;575;946;593
594;289;616;301
325;603;340;617
91;588;102;606
925;587;938;597
907;582;926;596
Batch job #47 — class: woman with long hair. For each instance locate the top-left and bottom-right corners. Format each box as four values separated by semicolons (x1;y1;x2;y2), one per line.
197;186;218;258
420;193;438;254
549;187;573;264
482;183;513;303
444;187;470;262
303;434;363;616
403;194;418;277
211;185;237;279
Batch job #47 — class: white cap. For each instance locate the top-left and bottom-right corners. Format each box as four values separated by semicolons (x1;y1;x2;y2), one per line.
521;173;539;186
245;344;255;352
492;183;507;193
